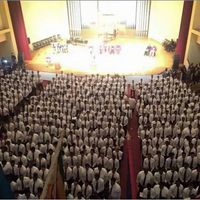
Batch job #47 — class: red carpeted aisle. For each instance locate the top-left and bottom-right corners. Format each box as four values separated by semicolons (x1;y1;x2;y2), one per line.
127;84;142;199
120;83;141;199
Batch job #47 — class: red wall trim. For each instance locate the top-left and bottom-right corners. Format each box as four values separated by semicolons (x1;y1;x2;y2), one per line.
8;1;31;60
175;0;193;64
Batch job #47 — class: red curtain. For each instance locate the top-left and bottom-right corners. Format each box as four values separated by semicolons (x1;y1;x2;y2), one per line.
175;0;193;63
8;1;31;60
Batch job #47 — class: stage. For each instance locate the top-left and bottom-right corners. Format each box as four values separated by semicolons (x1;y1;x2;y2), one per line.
26;37;174;75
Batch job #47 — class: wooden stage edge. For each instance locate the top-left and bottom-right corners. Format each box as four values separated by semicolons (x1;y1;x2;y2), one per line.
25;37;174;76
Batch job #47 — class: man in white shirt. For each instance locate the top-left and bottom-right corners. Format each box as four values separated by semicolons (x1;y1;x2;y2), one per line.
142;141;153;158
143;153;155;171
16;151;28;167
154;182;170;199
108;177;121;199
26;161;39;179
77;151;87;167
92;173;104;198
0;146;10;162
29;173;43;196
169;180;184;199
177;152;187;168
165;152;176;170
82;180;93;199
165;167;179;187
183;182;198;199
71;180;82;198
38;165;49;181
27;146;40;163
179;162;192;187
15;161;27;177
108;168;120;182
154;151;164;170
154;168;166;185
16;174;30;193
84;163;94;183
137;168;154;193
185;152;198;169
161;140;173;158
140;183;156;199
94;164;108;183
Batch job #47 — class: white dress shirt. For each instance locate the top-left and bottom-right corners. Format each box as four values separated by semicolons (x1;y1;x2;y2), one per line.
92;178;104;193
169;183;184;198
178;167;192;183
109;182;121;199
137;171;154;187
82;184;93;199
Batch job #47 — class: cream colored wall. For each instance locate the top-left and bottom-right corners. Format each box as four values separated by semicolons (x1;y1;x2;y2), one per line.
148;1;183;43
187;34;200;64
21;1;70;43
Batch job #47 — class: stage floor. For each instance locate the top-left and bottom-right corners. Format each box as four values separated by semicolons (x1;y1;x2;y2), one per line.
26;37;174;75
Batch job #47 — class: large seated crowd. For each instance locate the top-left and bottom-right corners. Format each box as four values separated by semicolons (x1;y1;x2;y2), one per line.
1;64;200;199
136;75;200;199
0;70;134;199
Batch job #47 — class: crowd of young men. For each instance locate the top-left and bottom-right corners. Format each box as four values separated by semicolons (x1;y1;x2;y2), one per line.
136;75;200;199
0;71;134;199
0;70;40;120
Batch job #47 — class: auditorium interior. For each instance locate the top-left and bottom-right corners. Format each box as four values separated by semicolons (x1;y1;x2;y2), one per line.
0;0;200;199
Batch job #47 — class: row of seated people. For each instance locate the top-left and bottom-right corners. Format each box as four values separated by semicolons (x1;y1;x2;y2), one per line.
0;70;41;119
0;73;133;199
136;75;200;199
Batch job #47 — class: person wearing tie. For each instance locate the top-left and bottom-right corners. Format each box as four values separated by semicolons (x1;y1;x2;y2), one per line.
17;161;26;177
169;179;183;199
16;174;30;193
154;168;166;185
186;152;197;170
179;163;192;187
183;182;198;199
71;181;82;198
47;149;54;167
38;165;49;181
82;180;92;199
154;151;164;170
136;168;153;195
162;140;171;159
154;182;169;199
177;152;187;168
108;177;121;199
143;153;155;171
29;173;43;196
92;173;104;198
140;183;156;199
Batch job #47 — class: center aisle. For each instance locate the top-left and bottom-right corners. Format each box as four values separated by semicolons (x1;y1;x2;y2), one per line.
127;84;142;199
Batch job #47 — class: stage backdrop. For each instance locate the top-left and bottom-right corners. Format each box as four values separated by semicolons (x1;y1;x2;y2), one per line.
21;1;70;43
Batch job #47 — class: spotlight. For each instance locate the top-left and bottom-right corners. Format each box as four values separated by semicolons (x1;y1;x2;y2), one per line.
2;59;8;64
